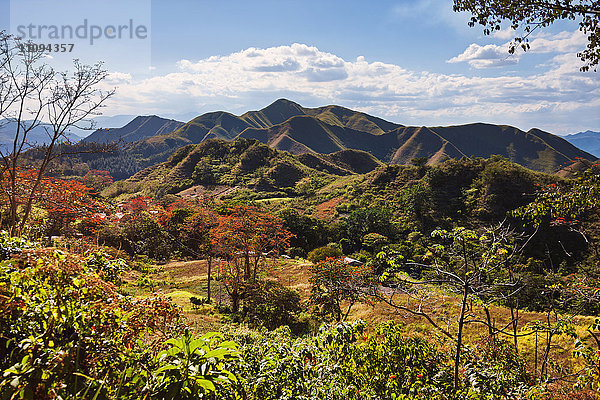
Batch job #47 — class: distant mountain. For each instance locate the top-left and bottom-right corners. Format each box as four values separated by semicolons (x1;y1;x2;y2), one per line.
119;99;591;174
237;116;593;173
67;115;139;138
82;115;185;144
56;99;596;180
126;99;403;158
0;115;142;146
0;120;80;148
563;131;600;158
385;124;594;172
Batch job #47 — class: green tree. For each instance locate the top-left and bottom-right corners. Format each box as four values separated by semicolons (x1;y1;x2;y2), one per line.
372;225;531;389
309;257;373;321
278;208;329;252
243;280;303;330
362;232;389;253
343;207;394;250
453;0;600;71
513;169;600;228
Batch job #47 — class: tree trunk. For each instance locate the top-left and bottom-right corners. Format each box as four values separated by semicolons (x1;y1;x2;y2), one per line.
231;288;239;313
244;251;250;280
540;311;553;380
484;306;494;341
510;301;520;354
534;330;538;380
454;281;469;389
207;256;212;302
252;255;260;281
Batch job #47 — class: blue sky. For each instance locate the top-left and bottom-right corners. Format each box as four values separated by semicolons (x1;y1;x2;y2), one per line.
1;0;598;135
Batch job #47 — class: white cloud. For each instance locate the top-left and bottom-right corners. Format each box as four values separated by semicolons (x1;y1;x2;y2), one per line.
450;30;588;69
528;30;587;54
105;72;132;84
447;43;518;69
101;42;600;135
492;28;517;40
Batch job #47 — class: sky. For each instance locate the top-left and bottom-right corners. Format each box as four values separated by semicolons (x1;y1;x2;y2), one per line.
0;0;598;135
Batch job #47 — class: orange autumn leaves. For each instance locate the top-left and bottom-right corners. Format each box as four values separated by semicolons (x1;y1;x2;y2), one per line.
212;205;293;274
0;168;108;235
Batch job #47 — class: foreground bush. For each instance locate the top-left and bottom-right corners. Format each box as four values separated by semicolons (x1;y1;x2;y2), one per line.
0;247;238;399
229;321;450;399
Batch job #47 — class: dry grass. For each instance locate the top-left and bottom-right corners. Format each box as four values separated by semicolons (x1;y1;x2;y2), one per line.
123;257;596;385
267;261;596;382
314;196;344;219
536;383;600;399
342;292;594;379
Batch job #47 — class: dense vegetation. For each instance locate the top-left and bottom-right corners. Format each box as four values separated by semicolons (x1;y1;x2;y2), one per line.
2;141;600;399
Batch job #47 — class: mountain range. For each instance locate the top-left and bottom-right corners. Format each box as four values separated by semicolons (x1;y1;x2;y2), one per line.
563;131;600;158
16;99;595;179
112;99;594;174
0;120;81;148
0;114;144;148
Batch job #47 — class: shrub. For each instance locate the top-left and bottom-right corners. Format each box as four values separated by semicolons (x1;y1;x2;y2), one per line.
85;251;127;284
464;339;532;399
190;295;211;308
243;280;303;330
149;328;239;399
307;246;342;263
0;231;37;260
288;246;306;259
0;248;184;399
0;245;240;400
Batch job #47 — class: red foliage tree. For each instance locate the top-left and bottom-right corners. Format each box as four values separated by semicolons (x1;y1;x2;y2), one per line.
211;205;292;312
0;168;106;236
181;207;219;301
212;205;292;280
0;168;39;228
40;178;107;236
121;196;153;214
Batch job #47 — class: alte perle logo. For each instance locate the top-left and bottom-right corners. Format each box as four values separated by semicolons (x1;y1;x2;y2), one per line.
15;19;148;45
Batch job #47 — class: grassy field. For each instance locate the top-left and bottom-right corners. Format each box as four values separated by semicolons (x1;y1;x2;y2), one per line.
122;257;596;384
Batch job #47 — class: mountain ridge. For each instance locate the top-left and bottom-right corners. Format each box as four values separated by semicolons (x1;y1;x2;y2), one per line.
0;120;82;148
82;115;185;144
82;99;596;176
563;130;600;158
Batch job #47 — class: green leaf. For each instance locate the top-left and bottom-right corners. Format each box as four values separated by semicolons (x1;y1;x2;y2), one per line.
196;378;216;392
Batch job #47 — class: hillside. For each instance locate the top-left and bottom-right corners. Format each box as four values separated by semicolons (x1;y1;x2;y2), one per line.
104;138;560;232
104;139;384;201
298;150;383;175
